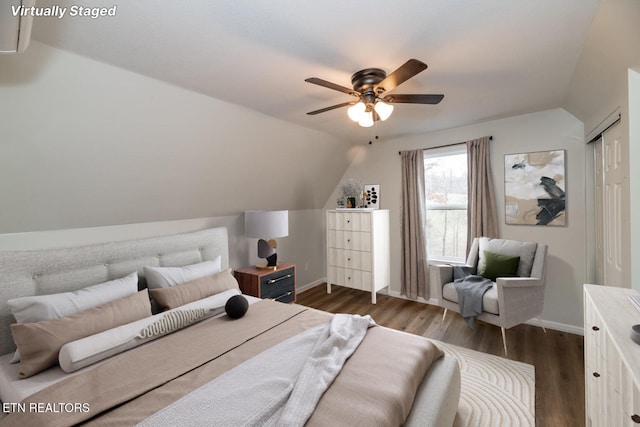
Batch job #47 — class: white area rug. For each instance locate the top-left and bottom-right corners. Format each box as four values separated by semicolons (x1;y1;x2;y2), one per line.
435;341;535;427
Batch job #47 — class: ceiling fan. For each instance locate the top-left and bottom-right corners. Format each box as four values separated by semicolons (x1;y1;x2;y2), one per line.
305;59;444;127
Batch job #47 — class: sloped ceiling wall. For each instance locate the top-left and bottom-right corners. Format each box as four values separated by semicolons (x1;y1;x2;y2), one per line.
0;42;353;233
563;0;640;132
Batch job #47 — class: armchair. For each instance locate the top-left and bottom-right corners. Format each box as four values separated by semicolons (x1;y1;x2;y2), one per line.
432;237;548;355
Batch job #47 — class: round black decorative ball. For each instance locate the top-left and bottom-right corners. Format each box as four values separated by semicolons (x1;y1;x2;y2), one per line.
225;295;249;319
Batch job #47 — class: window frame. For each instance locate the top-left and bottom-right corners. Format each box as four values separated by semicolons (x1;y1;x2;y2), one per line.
423;146;468;263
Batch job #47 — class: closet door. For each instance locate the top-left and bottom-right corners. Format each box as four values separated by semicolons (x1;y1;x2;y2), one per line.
594;120;630;287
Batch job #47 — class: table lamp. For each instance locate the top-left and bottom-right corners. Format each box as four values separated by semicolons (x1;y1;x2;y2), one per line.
245;210;289;268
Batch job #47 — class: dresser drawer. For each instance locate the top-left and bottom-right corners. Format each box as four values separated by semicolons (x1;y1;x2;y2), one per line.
328;267;371;291
327;230;371;251
328;248;372;271
327;211;371;232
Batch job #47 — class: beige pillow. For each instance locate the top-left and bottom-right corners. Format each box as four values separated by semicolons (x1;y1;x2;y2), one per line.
11;289;152;379
149;268;240;310
7;272;139;363
59;289;240;373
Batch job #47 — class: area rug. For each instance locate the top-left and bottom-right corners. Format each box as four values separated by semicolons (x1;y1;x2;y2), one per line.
434;341;535;427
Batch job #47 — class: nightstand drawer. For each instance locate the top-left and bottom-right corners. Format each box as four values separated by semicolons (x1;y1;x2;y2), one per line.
260;267;295;297
234;263;296;303
263;283;295;303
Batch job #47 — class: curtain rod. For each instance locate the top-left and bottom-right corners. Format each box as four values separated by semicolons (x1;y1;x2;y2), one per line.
398;136;493;155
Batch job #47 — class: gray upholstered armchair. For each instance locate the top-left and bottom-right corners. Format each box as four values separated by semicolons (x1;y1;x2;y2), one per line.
432;237;548;355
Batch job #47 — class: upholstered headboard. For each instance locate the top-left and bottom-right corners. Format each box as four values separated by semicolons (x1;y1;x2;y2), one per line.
0;227;229;356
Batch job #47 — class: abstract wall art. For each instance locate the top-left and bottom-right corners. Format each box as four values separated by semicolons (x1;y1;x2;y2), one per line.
504;149;566;226
364;184;380;209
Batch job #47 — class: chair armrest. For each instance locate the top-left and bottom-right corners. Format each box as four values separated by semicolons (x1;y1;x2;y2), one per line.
429;263;453;302
430;263;453;283
495;277;545;328
495;277;542;288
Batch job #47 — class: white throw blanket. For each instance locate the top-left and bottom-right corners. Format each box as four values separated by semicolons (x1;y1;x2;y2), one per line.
136;313;375;427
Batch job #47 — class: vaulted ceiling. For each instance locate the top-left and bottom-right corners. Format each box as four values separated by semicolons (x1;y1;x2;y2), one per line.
30;0;600;143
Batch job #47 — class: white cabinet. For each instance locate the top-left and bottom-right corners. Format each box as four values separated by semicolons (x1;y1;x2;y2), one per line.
584;284;640;426
326;209;390;304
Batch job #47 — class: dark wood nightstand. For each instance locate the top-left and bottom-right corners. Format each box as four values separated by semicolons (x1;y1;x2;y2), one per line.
234;263;296;303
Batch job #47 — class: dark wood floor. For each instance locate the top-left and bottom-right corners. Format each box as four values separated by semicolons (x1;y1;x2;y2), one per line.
296;284;585;427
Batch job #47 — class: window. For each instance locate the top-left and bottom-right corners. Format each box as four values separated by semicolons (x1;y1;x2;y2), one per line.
424;147;468;262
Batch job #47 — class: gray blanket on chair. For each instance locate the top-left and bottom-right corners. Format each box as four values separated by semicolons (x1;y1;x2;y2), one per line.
453;270;493;329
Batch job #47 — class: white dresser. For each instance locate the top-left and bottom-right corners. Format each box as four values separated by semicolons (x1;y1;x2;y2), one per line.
326;209;390;304
584;284;640;426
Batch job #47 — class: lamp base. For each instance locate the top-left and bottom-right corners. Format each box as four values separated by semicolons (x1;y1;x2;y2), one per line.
256;253;278;270
255;253;278;270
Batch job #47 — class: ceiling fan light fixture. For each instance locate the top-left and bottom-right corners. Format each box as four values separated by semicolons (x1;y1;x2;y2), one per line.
347;101;366;122
358;111;374;127
374;100;394;121
305;59;443;126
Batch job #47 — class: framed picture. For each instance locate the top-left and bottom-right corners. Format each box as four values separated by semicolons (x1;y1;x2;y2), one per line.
504;150;566;226
364;184;380;209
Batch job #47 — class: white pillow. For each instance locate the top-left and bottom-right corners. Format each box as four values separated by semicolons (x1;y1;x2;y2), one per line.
144;257;222;289
7;272;139;363
8;272;139;324
58;288;240;372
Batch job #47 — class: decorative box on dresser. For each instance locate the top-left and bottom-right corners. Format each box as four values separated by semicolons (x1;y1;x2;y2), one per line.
326;209;390;304
234;263;296;303
584;284;640;426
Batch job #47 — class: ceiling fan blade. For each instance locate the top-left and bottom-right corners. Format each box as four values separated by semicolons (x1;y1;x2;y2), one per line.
383;94;444;104
305;77;359;96
375;59;428;94
307;101;355;115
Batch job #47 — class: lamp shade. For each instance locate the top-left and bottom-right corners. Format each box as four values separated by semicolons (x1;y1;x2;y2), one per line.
358;111;374;127
347;102;366;122
245;210;289;239
374;100;394;121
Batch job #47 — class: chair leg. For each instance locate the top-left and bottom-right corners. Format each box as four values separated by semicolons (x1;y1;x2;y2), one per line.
501;327;508;356
441;308;448;330
537;316;547;333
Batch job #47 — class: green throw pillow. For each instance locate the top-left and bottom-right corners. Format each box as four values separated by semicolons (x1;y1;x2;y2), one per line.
479;251;520;281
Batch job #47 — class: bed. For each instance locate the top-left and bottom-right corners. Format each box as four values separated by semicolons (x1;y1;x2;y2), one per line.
0;227;460;426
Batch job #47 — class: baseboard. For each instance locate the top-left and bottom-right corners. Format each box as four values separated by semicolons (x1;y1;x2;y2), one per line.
381;289;585;335
524;318;584;335
383;289;440;306
297;278;326;294
298;282;585;336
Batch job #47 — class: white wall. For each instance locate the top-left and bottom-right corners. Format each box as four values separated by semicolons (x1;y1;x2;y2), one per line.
325;108;588;330
0;42;351;234
563;0;640;289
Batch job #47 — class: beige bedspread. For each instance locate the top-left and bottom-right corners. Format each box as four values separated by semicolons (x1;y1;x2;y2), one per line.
1;300;443;427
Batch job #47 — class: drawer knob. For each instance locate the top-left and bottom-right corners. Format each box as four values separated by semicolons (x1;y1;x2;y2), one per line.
592;372;600;378
347;258;351;261
592;326;599;331
632;414;640;423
